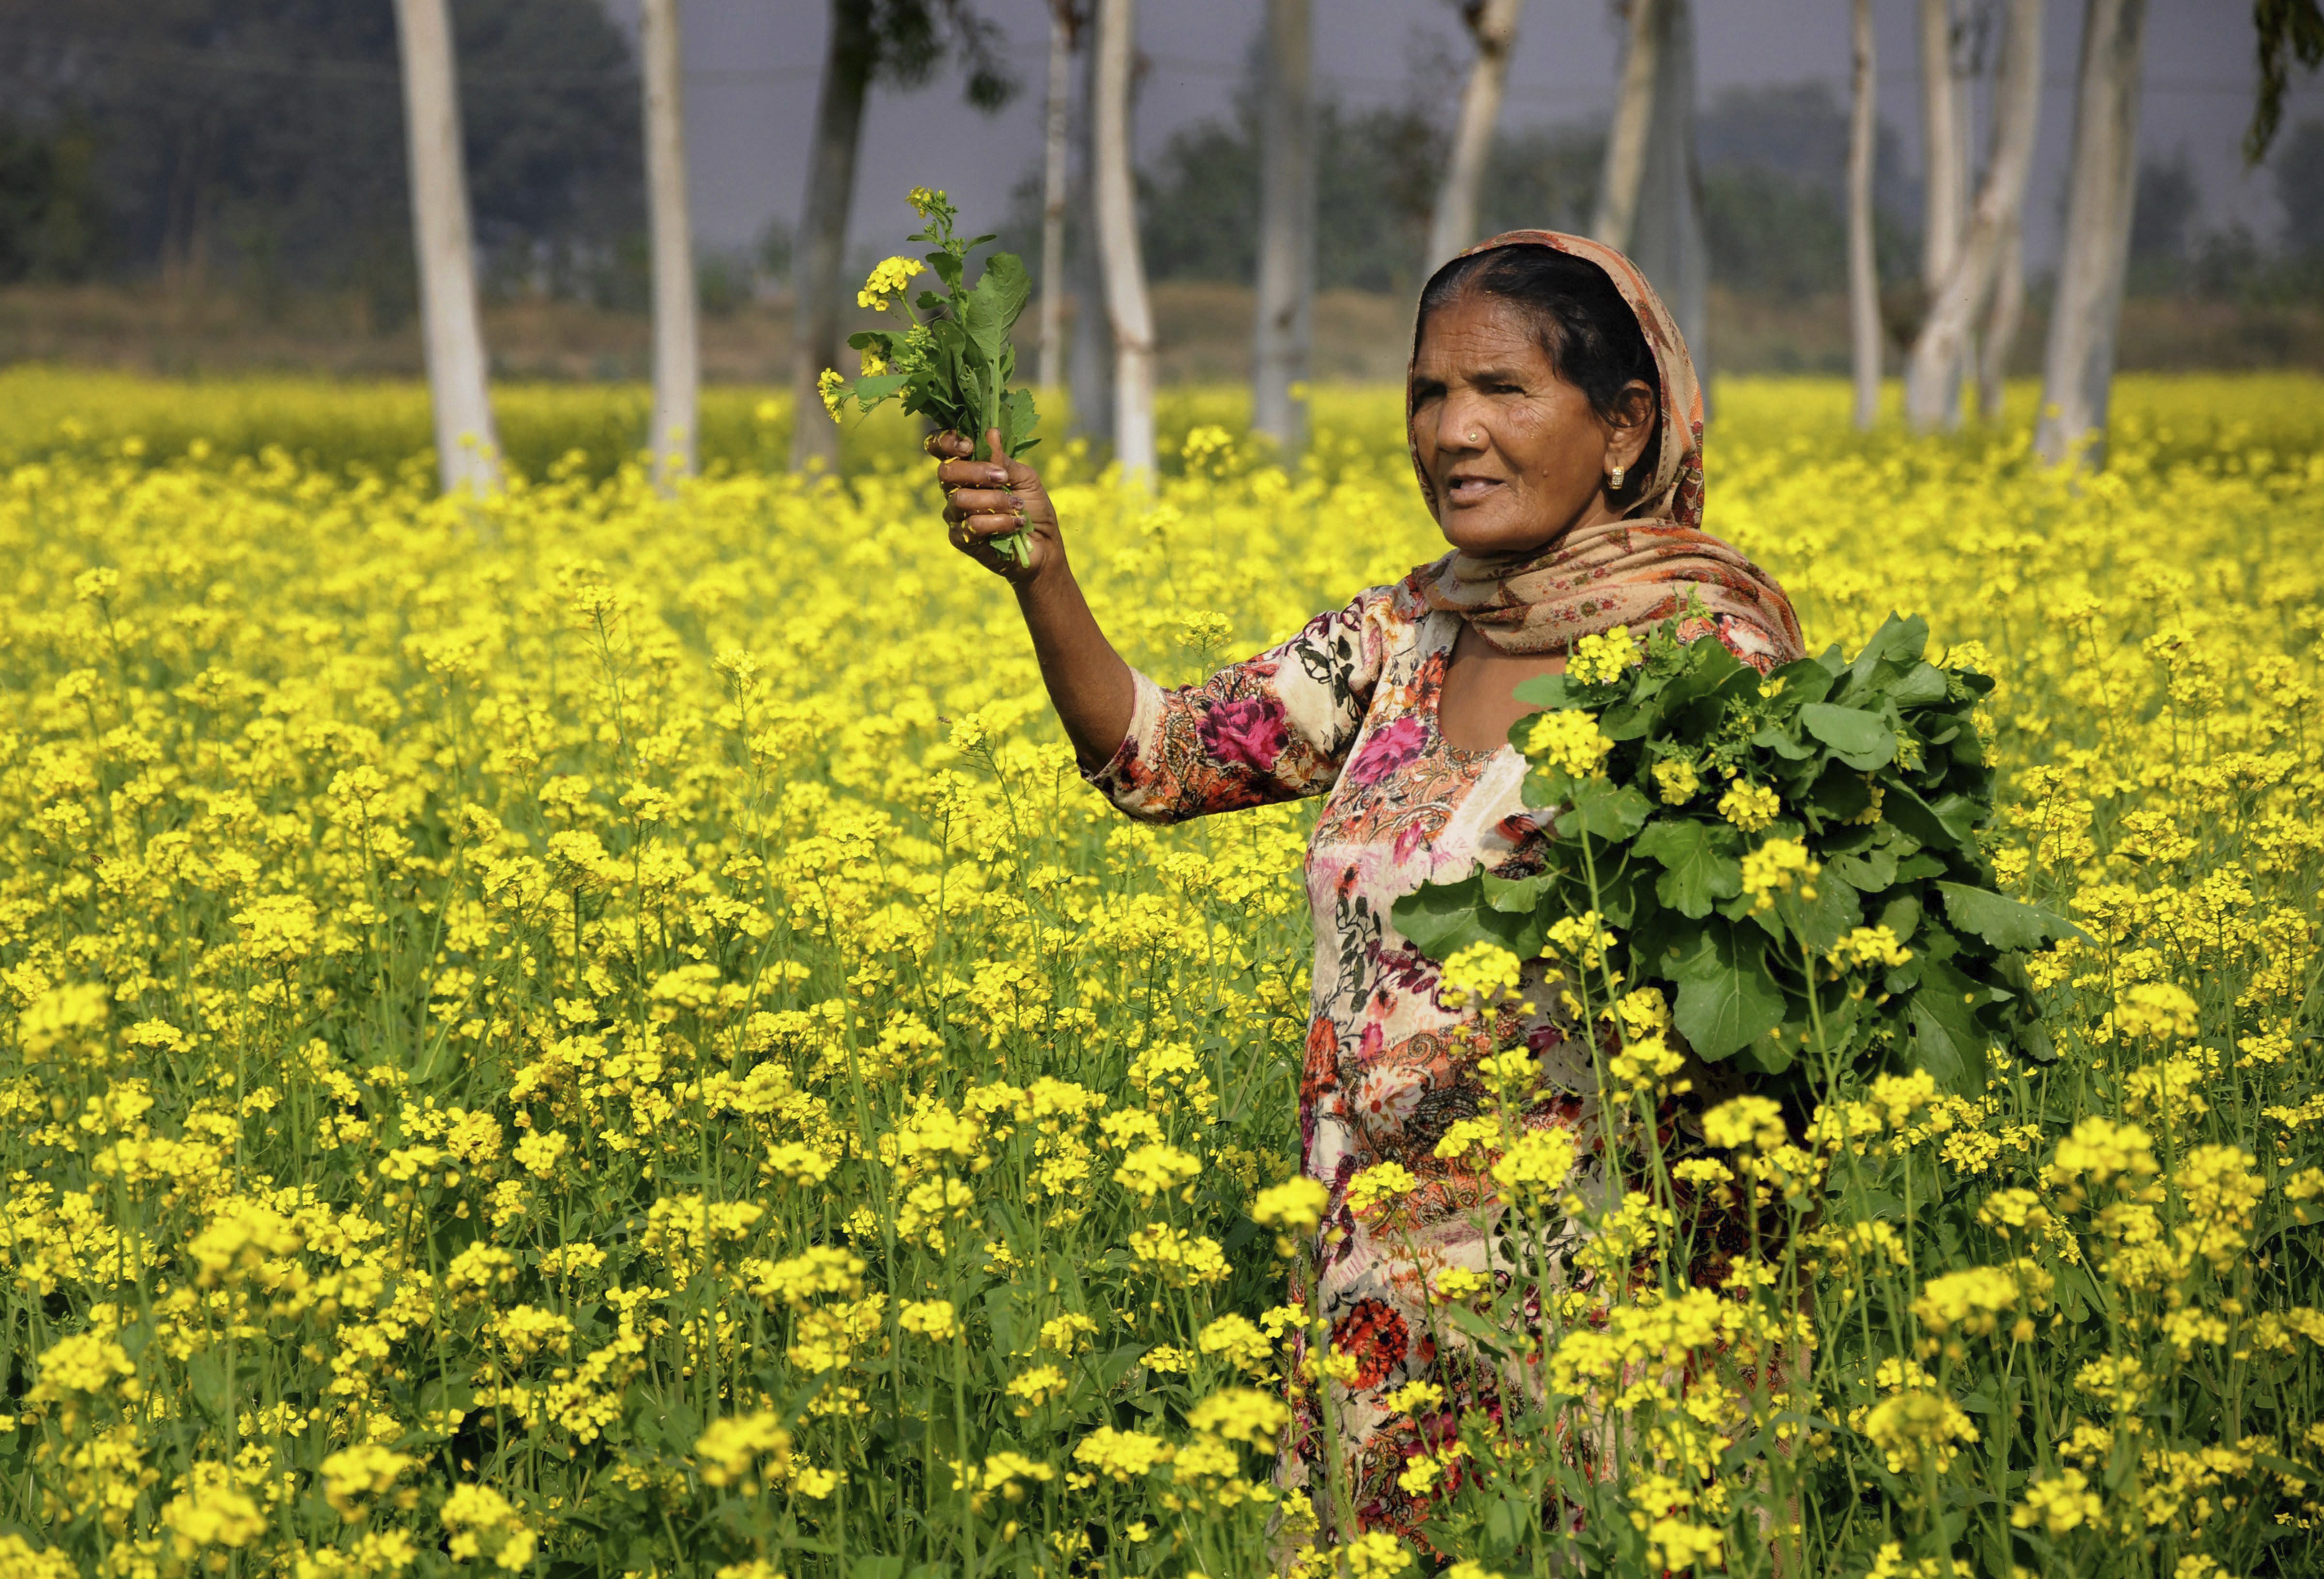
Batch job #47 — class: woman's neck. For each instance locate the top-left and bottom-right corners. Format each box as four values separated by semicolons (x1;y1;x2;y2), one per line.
1437;621;1566;754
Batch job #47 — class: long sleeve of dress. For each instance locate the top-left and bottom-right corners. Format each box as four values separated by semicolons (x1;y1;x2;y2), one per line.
1085;587;1394;825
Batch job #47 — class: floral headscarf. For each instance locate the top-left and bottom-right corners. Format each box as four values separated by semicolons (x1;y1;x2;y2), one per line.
1409;230;1803;661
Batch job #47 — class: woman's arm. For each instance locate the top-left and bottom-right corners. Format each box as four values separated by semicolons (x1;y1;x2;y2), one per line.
933;427;1134;770
933;428;1390;824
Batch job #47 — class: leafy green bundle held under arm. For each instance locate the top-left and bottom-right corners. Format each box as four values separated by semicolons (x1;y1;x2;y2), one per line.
1395;608;2078;1099
819;186;1040;566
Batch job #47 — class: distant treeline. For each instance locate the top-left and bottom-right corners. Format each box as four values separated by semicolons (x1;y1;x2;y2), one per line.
1050;77;2324;312
1036;82;1924;305
0;0;2319;324
0;0;644;321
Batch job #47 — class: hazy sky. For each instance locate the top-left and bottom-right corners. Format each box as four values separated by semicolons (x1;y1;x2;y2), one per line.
606;0;2323;268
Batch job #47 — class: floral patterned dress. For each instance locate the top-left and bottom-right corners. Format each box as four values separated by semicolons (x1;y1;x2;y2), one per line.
1085;563;1788;1539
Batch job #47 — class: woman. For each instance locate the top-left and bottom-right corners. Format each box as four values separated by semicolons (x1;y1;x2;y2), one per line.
930;233;1804;1538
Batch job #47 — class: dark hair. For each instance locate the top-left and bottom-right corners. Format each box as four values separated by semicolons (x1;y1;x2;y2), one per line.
1416;246;1661;492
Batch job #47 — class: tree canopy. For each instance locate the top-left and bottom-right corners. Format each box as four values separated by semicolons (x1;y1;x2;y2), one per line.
0;0;643;315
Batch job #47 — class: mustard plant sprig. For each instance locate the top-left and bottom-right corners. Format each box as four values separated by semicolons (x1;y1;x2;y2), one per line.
820;186;1040;566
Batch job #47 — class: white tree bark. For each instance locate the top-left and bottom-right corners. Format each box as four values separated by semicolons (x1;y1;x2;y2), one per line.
1915;0;1971;423
1427;0;1525;270
393;0;500;494
1906;0;2042;431
1848;0;1881;430
641;0;698;488
1252;0;1316;455
1918;0;1967;289
1978;213;2024;419
1092;0;1154;480
791;0;872;474
1593;0;1662;253
1038;1;1076;391
1621;0;1708;379
1066;30;1112;442
2037;0;2148;466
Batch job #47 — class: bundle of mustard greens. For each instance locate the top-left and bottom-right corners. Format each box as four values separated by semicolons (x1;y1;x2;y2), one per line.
818;186;1039;565
1397;608;2077;1097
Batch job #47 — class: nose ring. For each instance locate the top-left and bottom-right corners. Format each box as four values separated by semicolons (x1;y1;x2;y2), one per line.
1466;429;1482;444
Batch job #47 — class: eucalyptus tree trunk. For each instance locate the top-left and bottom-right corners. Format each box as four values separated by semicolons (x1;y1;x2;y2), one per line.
1978;214;2024;419
1252;0;1317;456
1038;1;1077;391
1848;0;1881;430
1427;0;1525;270
1620;0;1708;379
1915;0;1972;418
1092;0;1155;480
641;0;698;487
2037;0;2148;467
1918;0;1968;293
1593;0;1661;253
1906;0;2042;431
791;0;875;474
1066;31;1112;444
393;0;500;494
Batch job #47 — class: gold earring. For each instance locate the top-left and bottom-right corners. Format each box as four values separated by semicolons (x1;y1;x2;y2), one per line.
1608;461;1626;489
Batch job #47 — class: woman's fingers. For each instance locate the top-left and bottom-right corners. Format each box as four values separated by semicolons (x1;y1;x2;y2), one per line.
945;485;1016;515
935;460;1011;491
989;429;1045;493
941;481;1021;532
954;498;1023;534
932;427;1044;577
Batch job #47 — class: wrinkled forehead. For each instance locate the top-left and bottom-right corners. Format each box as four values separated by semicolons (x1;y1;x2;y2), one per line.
1408;291;1563;381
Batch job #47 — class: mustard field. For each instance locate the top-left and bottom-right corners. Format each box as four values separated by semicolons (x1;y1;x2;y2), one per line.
1;371;2321;1579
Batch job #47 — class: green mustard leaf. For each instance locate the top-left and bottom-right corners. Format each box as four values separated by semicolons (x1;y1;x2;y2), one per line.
1523;762;1579;812
1752;722;1819;760
1395;872;1547;960
1928;791;1982;841
1481;871;1555;915
1792;869;1864;955
1666;922;1789;1061
1891;661;1951;705
1555;779;1654;842
1883;782;1972;854
964;252;1032;368
1766;659;1836;707
1850;612;1930;683
1833;841;1898;891
1907;953;1988;1093
1806;764;1878;824
1935;882;2082;950
1510;673;1572;709
1001;386;1041;458
1662;632;1754;714
1799;703;1897;769
1633;818;1743;919
1390;873;1488;960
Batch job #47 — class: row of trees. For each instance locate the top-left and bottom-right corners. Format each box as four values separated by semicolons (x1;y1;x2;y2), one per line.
0;0;645;318
386;0;2315;492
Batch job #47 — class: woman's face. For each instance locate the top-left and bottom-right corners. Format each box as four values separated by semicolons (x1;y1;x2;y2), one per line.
1408;291;1655;557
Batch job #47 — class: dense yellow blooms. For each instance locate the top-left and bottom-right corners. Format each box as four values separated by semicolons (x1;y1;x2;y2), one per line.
1716;779;1781;832
0;374;2319;1579
1522;708;1613;777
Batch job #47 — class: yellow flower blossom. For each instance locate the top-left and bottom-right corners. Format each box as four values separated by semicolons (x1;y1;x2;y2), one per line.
1523;709;1613;778
1718;779;1781;832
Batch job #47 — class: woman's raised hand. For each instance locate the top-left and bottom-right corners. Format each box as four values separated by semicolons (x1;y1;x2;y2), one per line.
930;428;1060;582
928;428;1131;766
